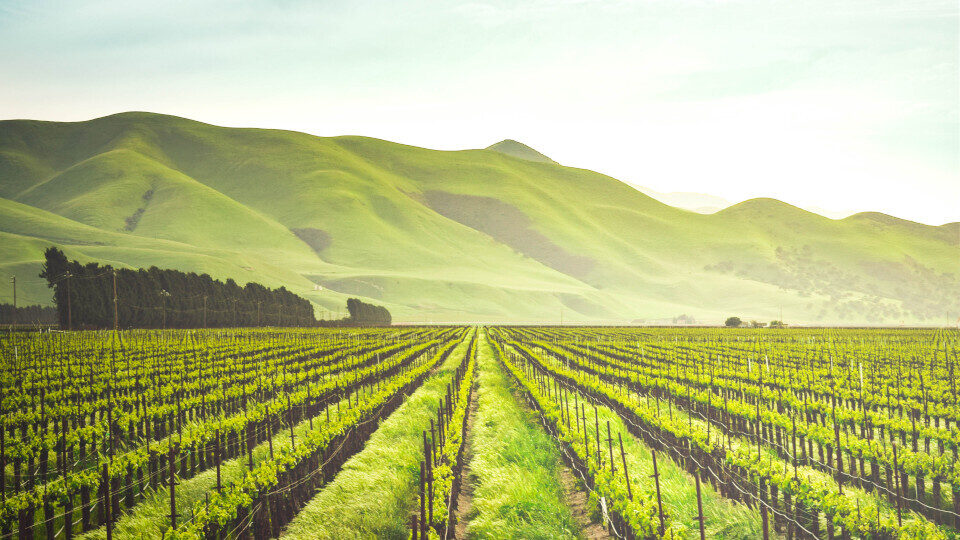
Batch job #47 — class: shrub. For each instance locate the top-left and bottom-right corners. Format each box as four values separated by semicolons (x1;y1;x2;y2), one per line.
724;316;742;327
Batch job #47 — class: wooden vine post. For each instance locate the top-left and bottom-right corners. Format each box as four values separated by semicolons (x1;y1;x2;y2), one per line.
892;442;902;527
215;429;222;493
583;405;590;465
594;405;601;468
419;460;427;539
651;447;666;536
169;445;178;531
760;477;769;540
695;469;706;540
606;421;615;473
618;433;632;500
102;463;113;540
288;394;296;451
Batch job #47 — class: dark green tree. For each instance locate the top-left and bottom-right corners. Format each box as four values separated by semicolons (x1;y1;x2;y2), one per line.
40;246;317;329
724;316;742;328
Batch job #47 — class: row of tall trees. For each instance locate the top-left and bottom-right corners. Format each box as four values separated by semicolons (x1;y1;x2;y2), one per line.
346;297;392;325
0;304;58;325
40;247;318;329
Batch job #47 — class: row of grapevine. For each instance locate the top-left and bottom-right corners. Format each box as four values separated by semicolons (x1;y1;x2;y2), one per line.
0;327;462;539
548;338;960;527
411;330;478;539
491;327;957;539
166;337;465;539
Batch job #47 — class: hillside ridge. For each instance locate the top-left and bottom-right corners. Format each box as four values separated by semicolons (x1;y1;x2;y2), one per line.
485;139;556;164
0;112;956;325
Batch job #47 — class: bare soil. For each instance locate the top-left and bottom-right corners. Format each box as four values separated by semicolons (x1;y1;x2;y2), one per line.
559;467;611;539
453;387;480;539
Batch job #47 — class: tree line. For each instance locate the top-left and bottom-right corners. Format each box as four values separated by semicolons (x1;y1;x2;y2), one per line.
724;316;786;328
345;297;391;325
39;247;393;329
39;247;323;328
0;304;58;325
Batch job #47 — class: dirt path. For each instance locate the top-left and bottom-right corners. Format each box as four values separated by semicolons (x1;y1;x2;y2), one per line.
559;467;611;539
453;383;481;539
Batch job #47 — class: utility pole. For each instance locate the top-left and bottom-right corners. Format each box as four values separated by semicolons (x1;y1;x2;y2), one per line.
66;273;72;331
10;276;14;310
112;269;119;332
202;295;207;328
160;290;171;329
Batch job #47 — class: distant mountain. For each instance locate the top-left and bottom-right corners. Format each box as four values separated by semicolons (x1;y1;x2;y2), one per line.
1;112;956;325
633;187;732;214
486;139;556;163
632;185;856;219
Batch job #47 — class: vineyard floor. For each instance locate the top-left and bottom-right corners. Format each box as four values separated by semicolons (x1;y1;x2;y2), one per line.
3;326;957;540
451;375;478;539
281;329;475;538
459;330;582;539
559;467;610;539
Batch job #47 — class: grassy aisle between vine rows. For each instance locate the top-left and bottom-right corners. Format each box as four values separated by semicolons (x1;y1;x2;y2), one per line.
588;395;767;538
78;391;356;540
281;328;475;539
463;329;580;538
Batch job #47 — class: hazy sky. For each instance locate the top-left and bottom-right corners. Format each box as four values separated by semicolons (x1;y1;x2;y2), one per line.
1;0;957;224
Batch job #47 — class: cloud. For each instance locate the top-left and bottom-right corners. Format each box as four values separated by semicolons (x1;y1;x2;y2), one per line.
0;0;956;224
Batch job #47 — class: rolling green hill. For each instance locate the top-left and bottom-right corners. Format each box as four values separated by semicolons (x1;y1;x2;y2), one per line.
0;112;956;324
486;139;556;164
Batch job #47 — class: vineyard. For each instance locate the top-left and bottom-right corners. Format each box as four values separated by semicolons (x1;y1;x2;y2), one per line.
0;326;957;539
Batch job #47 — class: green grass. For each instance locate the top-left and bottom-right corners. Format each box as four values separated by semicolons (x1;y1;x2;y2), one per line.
589;399;765;539
1;111;956;324
281;329;475;539
463;329;580;539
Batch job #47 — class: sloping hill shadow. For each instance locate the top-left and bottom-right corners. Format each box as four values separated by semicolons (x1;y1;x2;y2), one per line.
421;190;596;284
